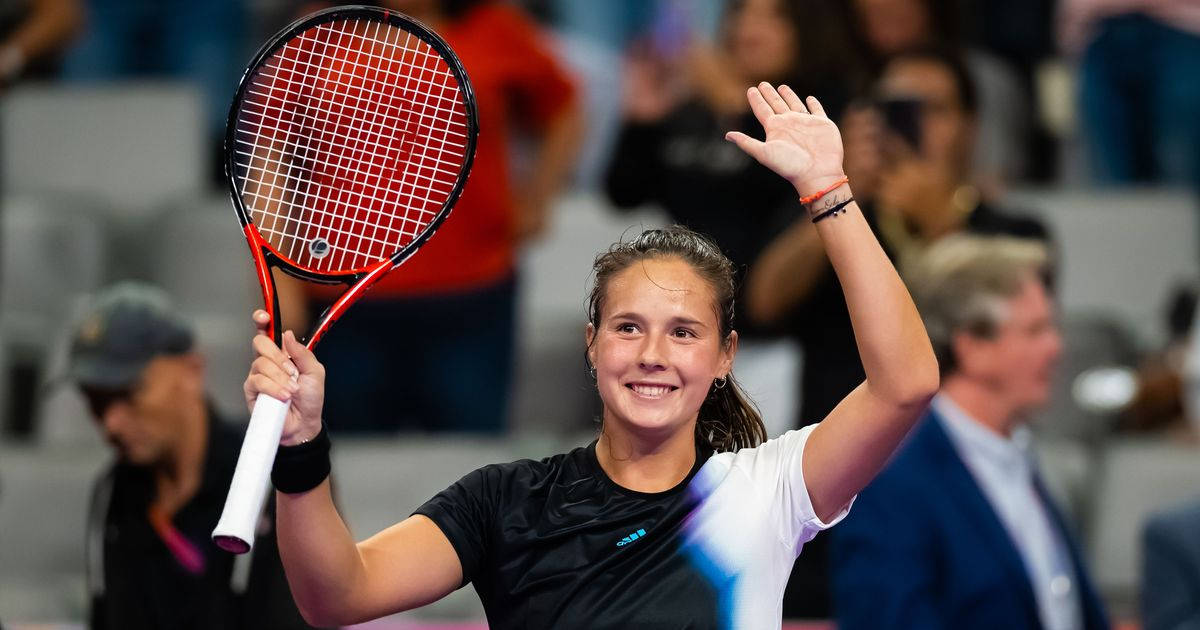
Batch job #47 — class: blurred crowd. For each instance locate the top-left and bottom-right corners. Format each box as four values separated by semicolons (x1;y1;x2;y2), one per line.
0;0;1199;628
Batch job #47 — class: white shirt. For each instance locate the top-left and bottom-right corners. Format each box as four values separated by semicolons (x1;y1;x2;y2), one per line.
685;423;854;629
933;394;1083;630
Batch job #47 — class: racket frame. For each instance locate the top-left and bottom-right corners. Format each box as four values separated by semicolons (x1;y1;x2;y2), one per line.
213;5;478;554
225;4;478;348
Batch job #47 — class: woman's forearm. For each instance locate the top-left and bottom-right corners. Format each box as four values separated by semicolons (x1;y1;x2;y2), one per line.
807;184;939;405
517;104;585;241
275;480;370;626
745;218;829;326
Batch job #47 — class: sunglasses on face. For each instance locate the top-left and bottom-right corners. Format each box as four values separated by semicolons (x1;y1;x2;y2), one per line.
80;386;135;419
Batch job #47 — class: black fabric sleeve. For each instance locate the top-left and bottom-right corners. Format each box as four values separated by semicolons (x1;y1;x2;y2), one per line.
603;120;666;210
412;466;500;587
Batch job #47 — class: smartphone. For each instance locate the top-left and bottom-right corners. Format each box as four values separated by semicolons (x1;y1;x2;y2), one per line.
880;98;923;152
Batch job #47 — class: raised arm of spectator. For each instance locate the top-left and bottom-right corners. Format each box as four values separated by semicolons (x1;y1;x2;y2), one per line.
0;0;82;82
727;83;938;521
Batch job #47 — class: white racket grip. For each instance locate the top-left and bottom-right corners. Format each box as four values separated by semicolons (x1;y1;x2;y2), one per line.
212;393;290;554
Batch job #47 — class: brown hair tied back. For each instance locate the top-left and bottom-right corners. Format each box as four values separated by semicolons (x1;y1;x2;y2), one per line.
586;226;767;453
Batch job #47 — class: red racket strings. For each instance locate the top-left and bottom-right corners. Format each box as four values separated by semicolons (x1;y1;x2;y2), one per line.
232;18;470;276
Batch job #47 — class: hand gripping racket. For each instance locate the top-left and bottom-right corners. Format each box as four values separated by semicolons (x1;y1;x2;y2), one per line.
212;5;477;553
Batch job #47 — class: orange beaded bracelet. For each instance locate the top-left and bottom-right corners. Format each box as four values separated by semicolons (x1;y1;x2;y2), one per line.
798;176;849;206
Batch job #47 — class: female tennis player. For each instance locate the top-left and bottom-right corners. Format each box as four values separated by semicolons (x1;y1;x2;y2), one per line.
245;83;938;629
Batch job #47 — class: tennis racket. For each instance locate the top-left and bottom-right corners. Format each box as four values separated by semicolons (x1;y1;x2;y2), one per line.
211;5;478;554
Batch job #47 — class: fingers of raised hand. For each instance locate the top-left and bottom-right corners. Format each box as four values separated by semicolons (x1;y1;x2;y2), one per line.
251;333;298;377
246;372;296;403
806;95;828;119
778;85;808;112
757;82;792;115
282;331;324;378
724;130;766;161
252;310;271;335
746;86;776;125
250;356;299;391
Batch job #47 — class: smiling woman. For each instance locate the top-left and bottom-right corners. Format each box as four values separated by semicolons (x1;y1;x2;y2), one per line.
244;83;939;629
584;228;765;477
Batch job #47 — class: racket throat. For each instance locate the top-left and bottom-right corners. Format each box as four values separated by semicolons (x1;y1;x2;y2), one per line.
306;258;393;349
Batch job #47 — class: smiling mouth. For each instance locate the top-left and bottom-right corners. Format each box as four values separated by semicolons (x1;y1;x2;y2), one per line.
626;383;679;398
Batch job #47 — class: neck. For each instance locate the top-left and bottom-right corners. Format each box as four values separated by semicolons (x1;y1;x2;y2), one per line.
595;418;697;493
940;376;1020;437
152;399;209;516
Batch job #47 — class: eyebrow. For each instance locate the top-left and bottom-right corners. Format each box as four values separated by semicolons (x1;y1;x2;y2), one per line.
609;312;709;328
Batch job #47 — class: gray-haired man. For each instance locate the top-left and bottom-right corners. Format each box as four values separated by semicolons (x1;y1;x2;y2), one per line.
832;236;1109;630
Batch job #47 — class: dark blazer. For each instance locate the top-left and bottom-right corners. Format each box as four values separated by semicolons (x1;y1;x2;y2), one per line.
1143;498;1200;630
831;408;1110;630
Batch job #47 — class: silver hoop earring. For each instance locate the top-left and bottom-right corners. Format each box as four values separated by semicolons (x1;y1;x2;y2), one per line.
713;376;728;389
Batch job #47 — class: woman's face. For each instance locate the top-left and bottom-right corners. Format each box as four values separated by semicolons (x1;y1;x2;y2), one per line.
854;0;931;56
726;0;798;82
587;257;737;438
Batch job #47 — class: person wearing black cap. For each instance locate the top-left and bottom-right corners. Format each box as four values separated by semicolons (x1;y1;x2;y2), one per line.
69;282;315;630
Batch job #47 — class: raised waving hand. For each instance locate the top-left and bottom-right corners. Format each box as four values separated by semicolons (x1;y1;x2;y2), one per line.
725;82;846;196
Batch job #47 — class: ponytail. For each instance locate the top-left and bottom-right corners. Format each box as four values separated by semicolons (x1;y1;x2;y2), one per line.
697;374;766;452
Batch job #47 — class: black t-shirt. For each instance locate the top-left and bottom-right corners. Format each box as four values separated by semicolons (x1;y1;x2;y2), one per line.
414;425;846;629
88;412;313;630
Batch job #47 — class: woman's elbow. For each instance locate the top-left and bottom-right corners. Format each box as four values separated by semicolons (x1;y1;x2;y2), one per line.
900;356;940;408
297;605;337;629
876;357;939;409
295;598;365;628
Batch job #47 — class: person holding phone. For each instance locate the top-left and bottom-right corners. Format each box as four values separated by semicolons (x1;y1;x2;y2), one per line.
750;45;1053;482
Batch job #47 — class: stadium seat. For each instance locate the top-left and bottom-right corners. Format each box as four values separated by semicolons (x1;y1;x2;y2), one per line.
1087;438;1200;615
1;82;205;218
144;196;261;419
1005;187;1199;346
0;194;109;436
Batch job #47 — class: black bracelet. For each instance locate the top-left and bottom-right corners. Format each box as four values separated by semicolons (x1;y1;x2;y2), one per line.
811;197;855;223
271;425;331;494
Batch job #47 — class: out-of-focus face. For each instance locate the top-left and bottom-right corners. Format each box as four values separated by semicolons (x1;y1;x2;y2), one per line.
587;257;736;439
726;0;798;82
879;57;973;168
379;0;440;20
853;0;931;56
957;277;1062;415
86;357;201;466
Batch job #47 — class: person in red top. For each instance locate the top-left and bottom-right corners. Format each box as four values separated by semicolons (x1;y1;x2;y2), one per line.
282;0;583;433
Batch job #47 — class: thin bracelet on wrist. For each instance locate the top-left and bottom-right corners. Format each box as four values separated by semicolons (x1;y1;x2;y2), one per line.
798;176;849;206
811;197;855;223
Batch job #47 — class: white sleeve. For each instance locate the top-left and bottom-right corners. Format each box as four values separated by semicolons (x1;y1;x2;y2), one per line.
738;424;855;550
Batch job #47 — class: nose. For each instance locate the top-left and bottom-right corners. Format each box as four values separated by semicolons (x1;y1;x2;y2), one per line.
637;333;668;371
100;404;128;441
1046;325;1064;363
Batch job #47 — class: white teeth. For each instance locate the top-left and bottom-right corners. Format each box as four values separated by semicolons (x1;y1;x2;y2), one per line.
631;384;672;397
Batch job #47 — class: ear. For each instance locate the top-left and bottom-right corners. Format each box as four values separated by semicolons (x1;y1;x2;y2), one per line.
719;330;739;378
585;323;596;367
951;329;989;378
172;352;206;395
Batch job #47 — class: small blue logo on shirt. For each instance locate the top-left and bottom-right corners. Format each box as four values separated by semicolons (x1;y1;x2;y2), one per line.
616;528;647;547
